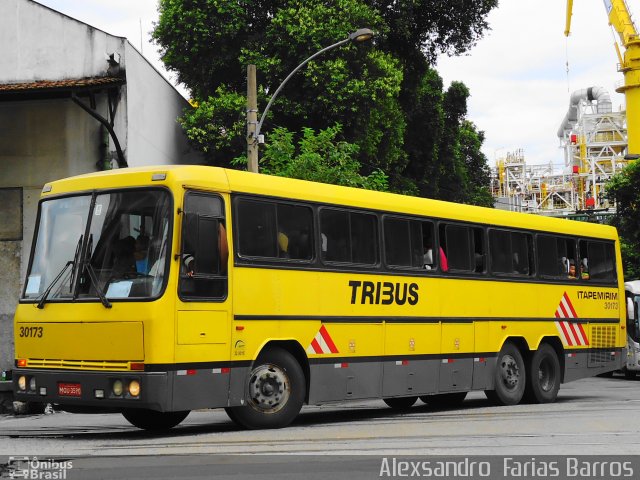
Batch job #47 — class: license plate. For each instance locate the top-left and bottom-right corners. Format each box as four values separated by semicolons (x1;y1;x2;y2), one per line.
58;383;81;397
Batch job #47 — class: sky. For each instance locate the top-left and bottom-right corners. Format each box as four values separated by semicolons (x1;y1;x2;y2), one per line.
35;0;639;170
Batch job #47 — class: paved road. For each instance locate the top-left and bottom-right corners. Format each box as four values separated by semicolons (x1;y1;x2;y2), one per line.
0;375;638;478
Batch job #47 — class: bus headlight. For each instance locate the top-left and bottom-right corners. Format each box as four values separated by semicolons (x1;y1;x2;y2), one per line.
112;380;124;397
29;377;37;392
128;380;140;397
18;376;27;391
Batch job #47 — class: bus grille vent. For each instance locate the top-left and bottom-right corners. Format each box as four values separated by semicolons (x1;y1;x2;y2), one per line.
589;325;617;366
26;359;131;371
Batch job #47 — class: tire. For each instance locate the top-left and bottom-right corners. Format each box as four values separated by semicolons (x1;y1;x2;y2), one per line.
420;392;467;407
122;409;190;431
485;342;526;405
383;396;418;409
524;343;561;403
624;369;637;379
227;347;305;430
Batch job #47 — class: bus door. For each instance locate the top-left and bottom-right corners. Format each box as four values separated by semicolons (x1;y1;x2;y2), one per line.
174;191;230;409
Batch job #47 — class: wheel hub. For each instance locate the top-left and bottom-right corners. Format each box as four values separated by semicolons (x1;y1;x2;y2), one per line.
500;354;520;389
248;364;290;413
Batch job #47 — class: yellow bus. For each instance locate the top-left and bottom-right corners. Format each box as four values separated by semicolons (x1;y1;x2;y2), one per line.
13;166;625;430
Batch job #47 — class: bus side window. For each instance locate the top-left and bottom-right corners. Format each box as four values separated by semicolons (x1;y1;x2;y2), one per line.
537;234;559;277
490;230;533;276
440;223;473;272
320;209;377;265
383;217;432;270
586;240;616;281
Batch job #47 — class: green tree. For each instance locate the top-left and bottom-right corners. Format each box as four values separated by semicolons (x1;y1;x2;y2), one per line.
606;161;640;279
233;124;388;190
153;0;497;200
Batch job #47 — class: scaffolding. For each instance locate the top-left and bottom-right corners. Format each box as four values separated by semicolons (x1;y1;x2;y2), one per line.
491;91;629;217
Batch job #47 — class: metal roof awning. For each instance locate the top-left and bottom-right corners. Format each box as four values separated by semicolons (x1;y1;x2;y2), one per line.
0;76;128;167
0;76;125;101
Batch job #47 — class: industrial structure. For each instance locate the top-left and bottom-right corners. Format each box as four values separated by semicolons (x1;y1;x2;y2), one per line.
492;0;639;217
491;87;629;217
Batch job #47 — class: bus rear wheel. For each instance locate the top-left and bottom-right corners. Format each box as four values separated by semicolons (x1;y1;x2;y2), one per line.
226;347;305;430
485;342;525;405
122;409;190;431
525;343;560;403
383;396;418;409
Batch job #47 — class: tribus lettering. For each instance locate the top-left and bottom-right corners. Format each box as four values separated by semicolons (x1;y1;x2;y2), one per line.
349;280;419;305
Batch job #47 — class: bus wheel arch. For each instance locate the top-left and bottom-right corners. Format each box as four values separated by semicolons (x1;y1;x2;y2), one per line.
258;340;310;403
226;343;306;429
485;338;528;406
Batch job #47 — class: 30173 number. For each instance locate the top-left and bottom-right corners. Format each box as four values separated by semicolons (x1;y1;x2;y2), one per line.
19;326;43;338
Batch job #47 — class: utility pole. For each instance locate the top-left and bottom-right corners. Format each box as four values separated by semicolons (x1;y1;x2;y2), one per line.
246;65;259;173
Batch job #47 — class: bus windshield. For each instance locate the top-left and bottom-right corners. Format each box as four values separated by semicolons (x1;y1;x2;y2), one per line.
23;189;172;303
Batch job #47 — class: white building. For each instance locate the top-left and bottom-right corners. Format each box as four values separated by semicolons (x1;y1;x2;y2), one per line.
0;0;201;373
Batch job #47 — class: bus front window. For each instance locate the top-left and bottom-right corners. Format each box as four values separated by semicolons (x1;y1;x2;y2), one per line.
23;195;91;302
22;189;172;303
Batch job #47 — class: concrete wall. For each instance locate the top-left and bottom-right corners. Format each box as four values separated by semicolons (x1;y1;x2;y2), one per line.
124;42;201;166
0;0;201;373
0;0;126;83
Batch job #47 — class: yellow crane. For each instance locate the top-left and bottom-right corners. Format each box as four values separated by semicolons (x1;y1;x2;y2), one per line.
565;0;640;157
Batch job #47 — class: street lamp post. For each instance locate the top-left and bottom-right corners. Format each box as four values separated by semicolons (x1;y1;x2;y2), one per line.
246;28;374;173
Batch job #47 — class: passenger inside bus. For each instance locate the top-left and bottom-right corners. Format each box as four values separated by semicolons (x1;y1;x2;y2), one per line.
134;235;150;274
580;257;589;279
112;236;136;276
568;260;577;279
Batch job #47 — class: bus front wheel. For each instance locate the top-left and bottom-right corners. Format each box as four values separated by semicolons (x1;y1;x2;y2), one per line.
122;409;190;431
485;342;526;406
226;347;305;429
525;343;560;403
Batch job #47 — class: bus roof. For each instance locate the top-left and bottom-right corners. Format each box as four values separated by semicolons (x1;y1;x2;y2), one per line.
43;165;618;240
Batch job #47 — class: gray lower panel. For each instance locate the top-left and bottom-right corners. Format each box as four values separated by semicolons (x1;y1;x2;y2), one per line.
171;369;231;411
563;350;623;383
439;358;473;392
309;362;382;404
382;360;438;398
228;366;251;407
472;357;494;390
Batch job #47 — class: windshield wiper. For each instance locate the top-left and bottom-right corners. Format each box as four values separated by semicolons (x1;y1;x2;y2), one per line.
36;261;74;309
82;261;112;308
37;235;83;309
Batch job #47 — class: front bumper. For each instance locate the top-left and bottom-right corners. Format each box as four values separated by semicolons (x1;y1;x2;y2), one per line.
13;368;171;411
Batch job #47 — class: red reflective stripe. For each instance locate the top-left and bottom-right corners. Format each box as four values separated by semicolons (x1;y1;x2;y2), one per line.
187;369;196;376
564;292;579;318
559;321;574;346
319;325;339;354
310;338;322;354
221;367;230;374
577;323;589;345
559;301;570;319
567;322;582;345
